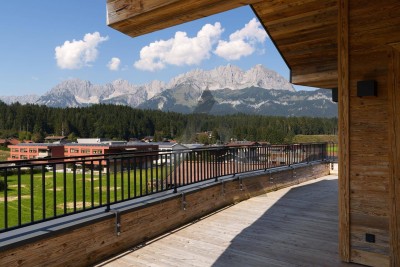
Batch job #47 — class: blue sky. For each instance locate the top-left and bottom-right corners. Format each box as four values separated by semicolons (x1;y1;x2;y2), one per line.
0;1;308;96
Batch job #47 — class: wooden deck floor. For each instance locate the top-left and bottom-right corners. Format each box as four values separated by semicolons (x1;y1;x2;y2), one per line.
97;174;359;267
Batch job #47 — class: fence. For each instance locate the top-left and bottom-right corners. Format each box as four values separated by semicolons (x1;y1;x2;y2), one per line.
0;142;334;233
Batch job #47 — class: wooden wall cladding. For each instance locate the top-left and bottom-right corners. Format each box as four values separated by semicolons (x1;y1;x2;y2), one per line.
343;1;400;266
0;164;329;267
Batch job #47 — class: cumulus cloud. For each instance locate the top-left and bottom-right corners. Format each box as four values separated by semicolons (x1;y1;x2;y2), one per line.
215;18;267;60
107;57;121;71
134;23;223;71
55;32;109;69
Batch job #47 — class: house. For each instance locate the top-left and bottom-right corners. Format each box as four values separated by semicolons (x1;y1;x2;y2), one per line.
8;138;20;145
150;142;189;165
64;142;158;158
44;136;66;143
7;140;158;165
183;143;205;150
141;136;154;142
8;143;64;160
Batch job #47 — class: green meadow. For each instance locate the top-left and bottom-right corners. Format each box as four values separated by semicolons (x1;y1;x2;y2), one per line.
0;166;169;230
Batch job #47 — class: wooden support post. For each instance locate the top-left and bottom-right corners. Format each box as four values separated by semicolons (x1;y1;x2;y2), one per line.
338;0;350;262
388;43;400;266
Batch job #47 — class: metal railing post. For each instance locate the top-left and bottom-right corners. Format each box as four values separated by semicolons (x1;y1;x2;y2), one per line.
173;152;177;193
106;158;111;212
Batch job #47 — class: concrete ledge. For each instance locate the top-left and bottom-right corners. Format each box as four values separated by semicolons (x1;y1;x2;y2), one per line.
0;162;330;266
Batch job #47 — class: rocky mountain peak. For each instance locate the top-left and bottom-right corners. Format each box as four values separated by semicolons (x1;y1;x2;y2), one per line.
167;64;294;92
1;64;300;110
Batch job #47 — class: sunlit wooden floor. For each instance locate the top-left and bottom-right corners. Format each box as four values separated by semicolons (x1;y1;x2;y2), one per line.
97;173;359;267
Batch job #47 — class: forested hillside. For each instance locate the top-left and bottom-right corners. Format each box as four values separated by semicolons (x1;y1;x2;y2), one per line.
0;101;337;144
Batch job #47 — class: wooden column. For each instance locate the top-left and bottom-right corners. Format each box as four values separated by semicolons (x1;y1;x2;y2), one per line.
338;0;350;262
388;43;400;266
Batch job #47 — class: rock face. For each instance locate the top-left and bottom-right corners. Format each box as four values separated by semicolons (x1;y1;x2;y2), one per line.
166;64;295;92
0;64;337;117
140;86;337;117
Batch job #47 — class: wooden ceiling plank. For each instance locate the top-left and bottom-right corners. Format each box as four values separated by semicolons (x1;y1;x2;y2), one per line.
279;36;337;54
261;8;337;36
252;0;325;16
107;0;264;37
107;0;180;25
254;1;336;25
270;25;337;46
252;0;338;88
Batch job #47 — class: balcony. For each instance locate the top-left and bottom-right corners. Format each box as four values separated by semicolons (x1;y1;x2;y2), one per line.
98;169;357;266
0;143;343;266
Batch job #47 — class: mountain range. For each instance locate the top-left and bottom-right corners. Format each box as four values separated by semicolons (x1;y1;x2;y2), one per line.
0;64;337;117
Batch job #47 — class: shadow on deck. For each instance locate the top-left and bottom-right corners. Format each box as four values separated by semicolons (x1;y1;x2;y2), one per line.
98;174;360;266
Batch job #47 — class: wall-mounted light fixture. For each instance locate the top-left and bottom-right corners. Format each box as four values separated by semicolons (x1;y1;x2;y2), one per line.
357;80;377;97
332;88;338;102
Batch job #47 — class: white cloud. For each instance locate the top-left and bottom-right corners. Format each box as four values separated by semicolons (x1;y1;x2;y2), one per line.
107;57;121;71
134;23;223;71
55;32;109;69
214;40;254;60
215;18;267;61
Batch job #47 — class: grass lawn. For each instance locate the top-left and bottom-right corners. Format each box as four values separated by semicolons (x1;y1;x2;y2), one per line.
292;135;338;143
327;143;338;153
0;166;170;231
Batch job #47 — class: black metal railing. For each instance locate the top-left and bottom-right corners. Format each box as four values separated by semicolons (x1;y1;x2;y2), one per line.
0;142;332;233
327;141;338;163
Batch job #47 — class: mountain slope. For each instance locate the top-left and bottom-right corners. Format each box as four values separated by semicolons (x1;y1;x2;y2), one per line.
140;86;336;117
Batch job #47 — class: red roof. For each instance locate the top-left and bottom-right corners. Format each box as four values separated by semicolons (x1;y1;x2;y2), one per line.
8;138;20;145
0;139;8;145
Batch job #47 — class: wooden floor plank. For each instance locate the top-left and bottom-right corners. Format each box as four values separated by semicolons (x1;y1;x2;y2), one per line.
97;175;360;267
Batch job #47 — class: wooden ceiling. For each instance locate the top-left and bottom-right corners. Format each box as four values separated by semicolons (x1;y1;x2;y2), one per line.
107;0;265;37
252;0;338;88
107;0;338;89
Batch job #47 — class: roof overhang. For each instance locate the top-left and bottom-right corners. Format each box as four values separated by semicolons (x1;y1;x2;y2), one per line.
107;0;338;89
107;0;265;37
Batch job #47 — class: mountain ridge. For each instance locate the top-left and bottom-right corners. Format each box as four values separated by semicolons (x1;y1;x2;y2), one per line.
140;86;336;117
0;64;336;117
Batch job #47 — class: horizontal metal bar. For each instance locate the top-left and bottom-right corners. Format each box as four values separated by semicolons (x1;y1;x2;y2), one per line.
0;142;332;233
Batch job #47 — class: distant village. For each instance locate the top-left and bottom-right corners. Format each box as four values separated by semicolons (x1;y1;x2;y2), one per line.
1;134;269;162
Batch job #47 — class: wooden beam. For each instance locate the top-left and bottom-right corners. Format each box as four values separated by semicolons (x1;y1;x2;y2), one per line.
338;0;350;262
291;69;337;89
107;0;263;37
388;42;400;267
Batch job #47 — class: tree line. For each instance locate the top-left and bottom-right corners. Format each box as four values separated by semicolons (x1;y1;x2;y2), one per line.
0;101;337;144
